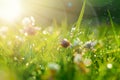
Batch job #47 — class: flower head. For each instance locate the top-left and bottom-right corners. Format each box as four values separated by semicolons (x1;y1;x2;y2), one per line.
74;53;82;64
73;38;82;47
23;26;37;35
21;16;40;36
48;63;60;72
84;40;97;49
22;16;35;27
61;38;70;48
83;58;92;67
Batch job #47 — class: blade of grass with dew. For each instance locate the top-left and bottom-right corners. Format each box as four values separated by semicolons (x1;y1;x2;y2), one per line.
76;0;86;32
107;10;119;47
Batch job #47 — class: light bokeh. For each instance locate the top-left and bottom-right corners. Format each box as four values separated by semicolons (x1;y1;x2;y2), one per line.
0;0;21;22
0;0;98;25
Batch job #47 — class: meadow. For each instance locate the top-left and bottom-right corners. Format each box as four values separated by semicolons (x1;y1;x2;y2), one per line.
0;0;120;80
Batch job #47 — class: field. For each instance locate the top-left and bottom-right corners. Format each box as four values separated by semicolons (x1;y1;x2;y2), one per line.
0;0;120;80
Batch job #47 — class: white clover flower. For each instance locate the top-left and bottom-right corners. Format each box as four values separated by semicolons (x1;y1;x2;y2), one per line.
74;53;82;64
83;58;92;67
22;16;35;27
107;63;112;69
73;38;82;47
84;40;97;49
22;26;41;36
48;63;60;71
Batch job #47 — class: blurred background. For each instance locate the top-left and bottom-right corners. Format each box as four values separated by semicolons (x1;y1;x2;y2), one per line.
0;0;120;26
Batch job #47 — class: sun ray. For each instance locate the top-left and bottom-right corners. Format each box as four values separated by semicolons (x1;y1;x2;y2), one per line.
0;0;21;22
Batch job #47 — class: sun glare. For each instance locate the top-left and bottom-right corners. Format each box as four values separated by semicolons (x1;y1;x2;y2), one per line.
0;0;21;22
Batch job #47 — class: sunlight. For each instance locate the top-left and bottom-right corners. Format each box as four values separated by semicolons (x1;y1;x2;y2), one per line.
0;0;21;22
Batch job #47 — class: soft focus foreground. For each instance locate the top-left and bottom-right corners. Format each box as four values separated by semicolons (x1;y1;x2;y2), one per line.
0;0;120;80
0;16;120;80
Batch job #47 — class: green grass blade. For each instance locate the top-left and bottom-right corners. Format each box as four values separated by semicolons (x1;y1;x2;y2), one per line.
108;10;119;46
76;0;86;31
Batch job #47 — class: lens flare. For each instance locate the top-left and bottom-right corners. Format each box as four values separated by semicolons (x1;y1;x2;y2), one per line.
0;0;21;22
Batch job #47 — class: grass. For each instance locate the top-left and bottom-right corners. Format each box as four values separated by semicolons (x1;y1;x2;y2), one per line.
0;19;120;80
0;1;120;80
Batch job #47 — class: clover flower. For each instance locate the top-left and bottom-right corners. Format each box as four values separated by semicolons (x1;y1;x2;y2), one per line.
74;53;82;64
47;63;60;80
73;38;83;47
21;16;40;36
22;16;35;27
61;38;70;48
83;58;92;67
22;26;40;36
84;40;97;49
73;52;92;73
48;63;60;73
23;26;40;35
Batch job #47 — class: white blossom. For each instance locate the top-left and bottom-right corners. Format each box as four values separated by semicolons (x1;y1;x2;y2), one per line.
48;63;60;71
73;38;82;47
84;40;97;49
107;63;112;69
22;16;35;27
83;58;92;67
74;53;82;64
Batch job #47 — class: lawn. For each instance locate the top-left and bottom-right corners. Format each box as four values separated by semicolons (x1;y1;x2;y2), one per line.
0;0;120;80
